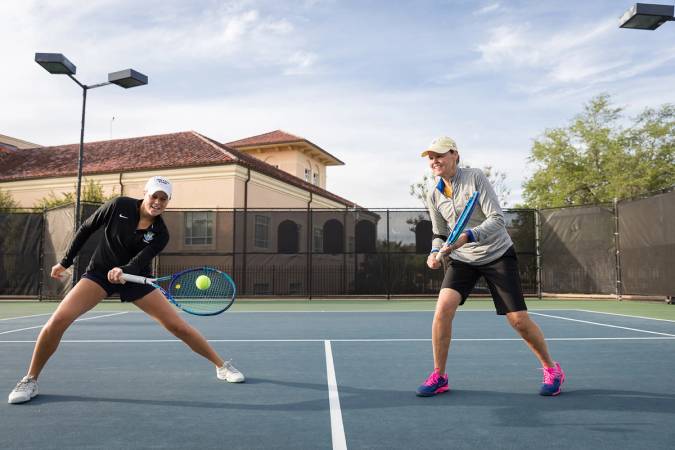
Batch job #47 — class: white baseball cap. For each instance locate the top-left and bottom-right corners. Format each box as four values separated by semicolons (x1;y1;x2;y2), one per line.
144;176;172;199
421;136;458;157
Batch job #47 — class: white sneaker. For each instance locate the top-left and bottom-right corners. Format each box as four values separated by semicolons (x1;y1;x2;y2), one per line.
217;360;245;383
8;376;38;404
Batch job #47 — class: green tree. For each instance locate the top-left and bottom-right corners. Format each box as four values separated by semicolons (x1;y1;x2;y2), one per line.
409;172;434;209
522;94;675;208
476;165;510;207
0;188;18;211
33;179;117;209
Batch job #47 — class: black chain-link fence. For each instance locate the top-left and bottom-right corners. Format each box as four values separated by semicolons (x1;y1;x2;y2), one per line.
1;187;673;299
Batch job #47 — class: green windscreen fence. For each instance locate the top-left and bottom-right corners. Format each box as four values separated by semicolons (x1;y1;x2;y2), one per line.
617;189;675;297
0;211;43;296
0;191;671;299
539;205;616;295
39;203;103;299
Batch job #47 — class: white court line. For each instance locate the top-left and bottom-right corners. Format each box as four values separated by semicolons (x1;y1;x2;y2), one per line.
0;313;54;321
574;309;675;323
217;309;580;314
1;336;675;344
324;340;347;450
530;312;675;337
65;308;583;314
0;312;128;336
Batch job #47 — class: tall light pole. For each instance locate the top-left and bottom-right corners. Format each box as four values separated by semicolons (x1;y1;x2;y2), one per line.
619;3;674;29
35;52;147;284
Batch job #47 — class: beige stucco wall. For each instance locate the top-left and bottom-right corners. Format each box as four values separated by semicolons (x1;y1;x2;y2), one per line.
241;145;329;189
1;166;239;209
0;173;122;207
0;134;40;149
246;170;346;208
1;163;346;210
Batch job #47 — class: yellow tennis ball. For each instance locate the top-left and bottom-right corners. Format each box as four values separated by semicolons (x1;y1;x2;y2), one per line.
195;275;211;290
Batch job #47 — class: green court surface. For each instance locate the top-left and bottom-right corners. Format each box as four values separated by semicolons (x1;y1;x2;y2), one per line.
2;298;674;320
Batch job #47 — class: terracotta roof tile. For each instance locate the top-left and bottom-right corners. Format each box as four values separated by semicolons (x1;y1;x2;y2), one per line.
0;132;233;182
0;131;357;207
226;130;304;147
227;129;344;165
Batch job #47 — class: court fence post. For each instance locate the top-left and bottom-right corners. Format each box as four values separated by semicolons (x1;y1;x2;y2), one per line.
38;207;47;301
232;208;237;287
386;209;390;300
307;202;312;301
613;197;623;301
343;206;348;295
535;209;542;299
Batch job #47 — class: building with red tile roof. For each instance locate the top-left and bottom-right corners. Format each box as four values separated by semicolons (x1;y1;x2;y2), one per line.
227;129;344;190
0;130;357;209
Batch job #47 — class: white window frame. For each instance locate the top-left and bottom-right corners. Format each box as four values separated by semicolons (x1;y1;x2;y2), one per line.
184;211;214;246
254;214;270;248
313;226;323;252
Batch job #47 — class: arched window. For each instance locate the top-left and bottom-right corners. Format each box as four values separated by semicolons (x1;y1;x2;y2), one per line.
323;219;344;253
355;220;376;253
278;220;299;253
415;220;433;253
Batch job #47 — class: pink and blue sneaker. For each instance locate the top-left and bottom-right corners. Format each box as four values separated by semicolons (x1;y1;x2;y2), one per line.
416;369;449;397
539;362;565;396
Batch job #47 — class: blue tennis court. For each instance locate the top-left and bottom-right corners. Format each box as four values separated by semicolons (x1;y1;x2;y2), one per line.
1;305;674;449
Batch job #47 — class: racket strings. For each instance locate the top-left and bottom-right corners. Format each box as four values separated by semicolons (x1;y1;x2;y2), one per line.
168;269;235;314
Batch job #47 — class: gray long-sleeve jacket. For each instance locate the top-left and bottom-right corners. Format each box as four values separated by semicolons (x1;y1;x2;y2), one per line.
427;167;512;265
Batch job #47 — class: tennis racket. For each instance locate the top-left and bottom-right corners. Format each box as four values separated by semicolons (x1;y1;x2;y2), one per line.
435;191;480;262
121;267;236;316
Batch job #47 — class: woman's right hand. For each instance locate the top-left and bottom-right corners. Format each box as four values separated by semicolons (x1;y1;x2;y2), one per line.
427;253;442;270
50;263;66;280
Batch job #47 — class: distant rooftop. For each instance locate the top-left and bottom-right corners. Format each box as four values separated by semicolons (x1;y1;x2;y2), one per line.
227;130;344;166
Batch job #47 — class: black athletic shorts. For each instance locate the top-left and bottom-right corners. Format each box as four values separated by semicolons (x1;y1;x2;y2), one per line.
441;246;527;315
82;271;156;302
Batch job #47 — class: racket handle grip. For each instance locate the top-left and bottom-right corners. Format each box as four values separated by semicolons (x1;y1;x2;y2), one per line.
434;251;444;262
121;273;152;285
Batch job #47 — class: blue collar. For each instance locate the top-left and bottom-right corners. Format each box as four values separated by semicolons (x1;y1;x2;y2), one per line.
435;178;446;194
435;168;460;195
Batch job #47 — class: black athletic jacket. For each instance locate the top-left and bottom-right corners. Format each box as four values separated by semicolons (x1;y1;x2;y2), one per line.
60;196;169;276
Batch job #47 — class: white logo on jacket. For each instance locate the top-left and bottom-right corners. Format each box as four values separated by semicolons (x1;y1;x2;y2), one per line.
143;231;155;243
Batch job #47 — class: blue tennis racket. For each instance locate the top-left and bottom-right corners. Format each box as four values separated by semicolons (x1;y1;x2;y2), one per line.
435;191;480;262
121;267;236;316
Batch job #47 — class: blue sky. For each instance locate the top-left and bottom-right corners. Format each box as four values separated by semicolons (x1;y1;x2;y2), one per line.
2;0;675;207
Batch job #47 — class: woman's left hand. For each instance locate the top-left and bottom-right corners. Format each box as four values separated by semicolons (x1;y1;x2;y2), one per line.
107;267;125;284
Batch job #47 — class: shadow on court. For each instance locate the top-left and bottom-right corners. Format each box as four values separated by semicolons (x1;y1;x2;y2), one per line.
26;378;675;421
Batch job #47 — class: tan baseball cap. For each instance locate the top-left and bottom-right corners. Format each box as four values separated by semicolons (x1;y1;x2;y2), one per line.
421;136;458;157
144;176;172;199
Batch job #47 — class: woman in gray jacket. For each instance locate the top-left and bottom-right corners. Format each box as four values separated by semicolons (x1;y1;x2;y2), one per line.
416;136;565;397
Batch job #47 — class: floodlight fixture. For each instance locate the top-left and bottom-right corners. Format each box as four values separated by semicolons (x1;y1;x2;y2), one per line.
34;52;148;285
619;3;674;30
108;69;148;88
34;53;76;75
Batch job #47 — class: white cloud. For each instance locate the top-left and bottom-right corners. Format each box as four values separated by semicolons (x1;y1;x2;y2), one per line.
3;1;675;209
475;2;501;16
283;51;317;75
477;19;616;70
